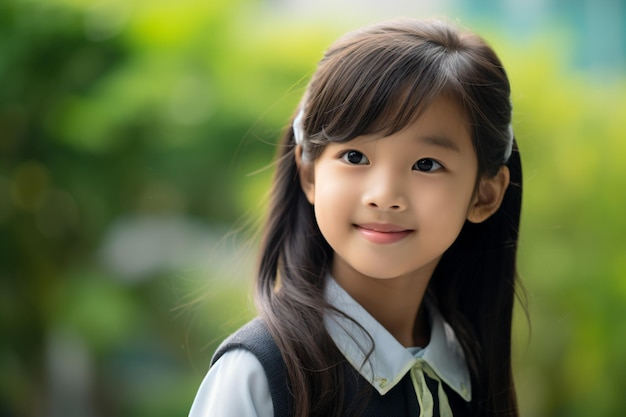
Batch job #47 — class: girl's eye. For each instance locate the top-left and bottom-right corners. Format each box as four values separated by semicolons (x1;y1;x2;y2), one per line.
413;158;443;172
341;150;370;165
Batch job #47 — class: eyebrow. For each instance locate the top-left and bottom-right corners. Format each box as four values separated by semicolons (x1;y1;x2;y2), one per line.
419;135;462;153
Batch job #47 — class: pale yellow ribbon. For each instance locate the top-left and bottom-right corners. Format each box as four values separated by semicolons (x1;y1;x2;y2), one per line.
410;359;453;417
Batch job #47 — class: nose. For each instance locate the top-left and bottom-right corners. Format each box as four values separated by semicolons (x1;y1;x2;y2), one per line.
361;169;408;211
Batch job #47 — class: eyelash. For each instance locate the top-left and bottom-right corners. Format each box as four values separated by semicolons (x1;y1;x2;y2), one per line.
339;150;444;172
340;150;369;165
413;158;443;172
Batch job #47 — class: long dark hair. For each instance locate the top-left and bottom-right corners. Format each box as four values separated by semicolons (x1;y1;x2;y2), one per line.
255;18;522;417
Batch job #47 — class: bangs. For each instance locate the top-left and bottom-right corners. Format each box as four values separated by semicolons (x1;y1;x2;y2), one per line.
305;24;466;146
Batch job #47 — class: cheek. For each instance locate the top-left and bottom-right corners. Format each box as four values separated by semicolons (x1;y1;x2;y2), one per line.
312;168;360;238
314;165;359;205
416;182;474;229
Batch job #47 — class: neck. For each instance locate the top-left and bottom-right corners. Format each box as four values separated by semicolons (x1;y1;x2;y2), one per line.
332;270;432;347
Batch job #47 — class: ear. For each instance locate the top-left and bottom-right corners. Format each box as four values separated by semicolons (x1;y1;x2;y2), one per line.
467;165;510;223
295;145;315;205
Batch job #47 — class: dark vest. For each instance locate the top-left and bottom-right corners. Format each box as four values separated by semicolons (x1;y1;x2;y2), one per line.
211;318;470;417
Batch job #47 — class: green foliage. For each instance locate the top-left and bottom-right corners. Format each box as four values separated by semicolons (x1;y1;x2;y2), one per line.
1;0;625;416
497;36;626;416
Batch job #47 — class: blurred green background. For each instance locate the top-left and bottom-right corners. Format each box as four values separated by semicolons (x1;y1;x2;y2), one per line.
1;0;625;416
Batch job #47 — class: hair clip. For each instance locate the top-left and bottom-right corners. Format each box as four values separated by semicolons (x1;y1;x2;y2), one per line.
293;108;305;146
503;124;514;163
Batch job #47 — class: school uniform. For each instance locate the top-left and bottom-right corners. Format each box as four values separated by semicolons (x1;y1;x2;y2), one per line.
188;277;472;416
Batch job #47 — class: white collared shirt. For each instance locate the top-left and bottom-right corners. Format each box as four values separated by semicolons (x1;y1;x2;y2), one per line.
188;277;471;417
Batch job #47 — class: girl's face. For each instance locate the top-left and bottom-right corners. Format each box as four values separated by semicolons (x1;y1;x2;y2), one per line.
300;96;484;286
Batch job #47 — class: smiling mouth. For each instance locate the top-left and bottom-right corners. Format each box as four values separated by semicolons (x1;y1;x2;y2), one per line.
354;223;414;244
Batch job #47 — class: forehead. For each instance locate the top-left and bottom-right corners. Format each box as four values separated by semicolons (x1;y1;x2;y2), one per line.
359;95;473;151
354;85;471;146
411;95;470;139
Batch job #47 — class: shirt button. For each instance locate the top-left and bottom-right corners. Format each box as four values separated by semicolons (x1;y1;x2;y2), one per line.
460;382;468;395
378;378;388;388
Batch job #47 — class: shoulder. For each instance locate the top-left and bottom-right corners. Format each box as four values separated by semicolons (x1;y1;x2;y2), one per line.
189;348;273;417
211;318;279;367
189;318;293;417
212;318;293;416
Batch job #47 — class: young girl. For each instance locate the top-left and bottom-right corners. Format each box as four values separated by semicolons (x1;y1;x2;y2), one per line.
189;18;523;417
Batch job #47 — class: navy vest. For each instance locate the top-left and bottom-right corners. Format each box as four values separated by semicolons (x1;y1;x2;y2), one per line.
211;318;470;416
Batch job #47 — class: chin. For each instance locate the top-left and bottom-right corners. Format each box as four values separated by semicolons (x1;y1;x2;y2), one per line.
354;267;413;281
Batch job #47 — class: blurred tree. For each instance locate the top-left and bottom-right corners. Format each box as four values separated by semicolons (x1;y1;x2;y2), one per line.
0;0;335;415
0;2;130;414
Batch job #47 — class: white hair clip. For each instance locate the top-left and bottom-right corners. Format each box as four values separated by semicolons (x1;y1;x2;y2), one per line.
292;108;305;146
503;124;514;163
293;107;312;161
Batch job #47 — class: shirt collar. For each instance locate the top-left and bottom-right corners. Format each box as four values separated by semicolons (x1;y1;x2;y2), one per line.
324;276;471;401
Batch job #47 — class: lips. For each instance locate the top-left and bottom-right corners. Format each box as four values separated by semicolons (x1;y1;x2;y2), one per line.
355;223;414;244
